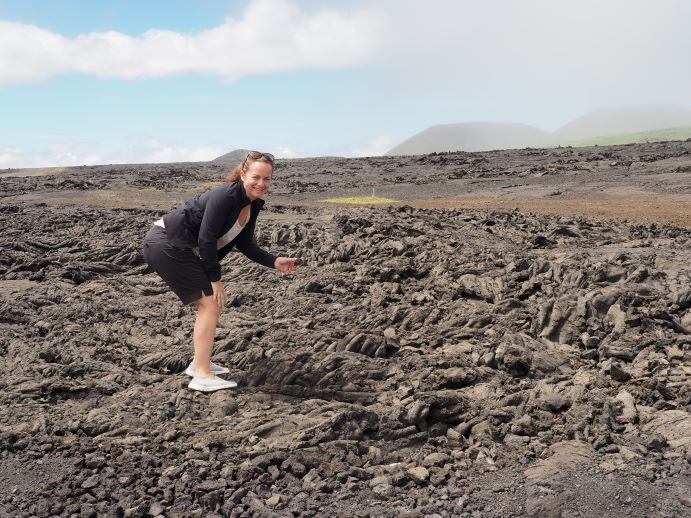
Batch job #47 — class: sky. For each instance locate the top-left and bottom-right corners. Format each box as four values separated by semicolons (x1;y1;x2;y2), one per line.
0;0;690;168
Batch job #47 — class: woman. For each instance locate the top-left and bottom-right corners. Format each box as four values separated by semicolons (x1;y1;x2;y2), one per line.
142;151;296;392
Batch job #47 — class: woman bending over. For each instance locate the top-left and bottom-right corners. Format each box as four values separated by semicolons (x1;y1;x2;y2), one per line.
143;151;296;392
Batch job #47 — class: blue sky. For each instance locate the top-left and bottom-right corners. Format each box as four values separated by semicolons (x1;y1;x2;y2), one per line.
1;0;690;167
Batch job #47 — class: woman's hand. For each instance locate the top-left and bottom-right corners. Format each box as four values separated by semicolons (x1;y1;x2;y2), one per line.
274;257;297;273
211;280;227;308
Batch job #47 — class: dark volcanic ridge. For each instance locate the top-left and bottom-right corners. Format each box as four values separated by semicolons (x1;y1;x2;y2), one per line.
212;149;252;167
0;141;690;517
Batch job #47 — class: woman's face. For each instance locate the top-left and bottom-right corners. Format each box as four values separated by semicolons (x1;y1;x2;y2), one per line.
241;160;273;200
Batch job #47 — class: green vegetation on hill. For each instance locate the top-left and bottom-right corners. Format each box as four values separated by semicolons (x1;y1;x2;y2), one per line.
548;127;691;148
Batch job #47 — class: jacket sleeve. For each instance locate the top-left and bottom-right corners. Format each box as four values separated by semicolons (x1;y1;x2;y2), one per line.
197;190;229;282
235;216;277;269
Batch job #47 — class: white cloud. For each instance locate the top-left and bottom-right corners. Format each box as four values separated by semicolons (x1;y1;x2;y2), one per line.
0;143;103;169
352;136;395;157
0;146;23;168
0;0;384;87
0;140;225;168
275;145;300;159
43;143;103;167
127;140;224;164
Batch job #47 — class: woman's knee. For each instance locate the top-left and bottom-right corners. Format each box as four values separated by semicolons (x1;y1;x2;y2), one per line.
195;294;222;316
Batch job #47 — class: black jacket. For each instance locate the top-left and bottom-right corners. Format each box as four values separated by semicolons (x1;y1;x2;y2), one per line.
162;180;276;282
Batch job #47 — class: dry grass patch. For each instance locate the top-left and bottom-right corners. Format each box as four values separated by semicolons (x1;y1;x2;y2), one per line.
322;192;399;205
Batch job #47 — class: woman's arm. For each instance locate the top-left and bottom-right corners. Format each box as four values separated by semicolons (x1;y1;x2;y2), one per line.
234;215;278;268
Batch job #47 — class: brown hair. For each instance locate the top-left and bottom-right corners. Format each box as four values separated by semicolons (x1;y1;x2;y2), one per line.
224;163;244;183
225;151;274;183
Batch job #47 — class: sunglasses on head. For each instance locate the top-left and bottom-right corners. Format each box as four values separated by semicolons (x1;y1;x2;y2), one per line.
242;150;275;169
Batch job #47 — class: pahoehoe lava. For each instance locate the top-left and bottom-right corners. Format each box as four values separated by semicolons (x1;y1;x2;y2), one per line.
0;142;690;517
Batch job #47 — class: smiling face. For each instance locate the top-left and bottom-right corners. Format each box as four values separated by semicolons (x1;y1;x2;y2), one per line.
241;160;273;201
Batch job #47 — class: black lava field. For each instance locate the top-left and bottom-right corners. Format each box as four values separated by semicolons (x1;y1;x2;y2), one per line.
1;142;690;517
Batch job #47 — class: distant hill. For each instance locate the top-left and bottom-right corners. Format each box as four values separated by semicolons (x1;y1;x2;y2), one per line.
211;149;250;166
550;104;691;142
386;122;549;156
550;126;691;148
386;104;691;156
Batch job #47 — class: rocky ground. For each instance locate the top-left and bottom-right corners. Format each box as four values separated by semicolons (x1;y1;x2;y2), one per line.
0;141;690;517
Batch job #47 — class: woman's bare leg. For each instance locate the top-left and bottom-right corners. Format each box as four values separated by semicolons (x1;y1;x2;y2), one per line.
193;294;222;378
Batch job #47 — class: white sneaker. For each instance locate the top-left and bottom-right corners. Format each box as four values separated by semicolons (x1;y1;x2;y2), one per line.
188;375;238;392
185;361;230;377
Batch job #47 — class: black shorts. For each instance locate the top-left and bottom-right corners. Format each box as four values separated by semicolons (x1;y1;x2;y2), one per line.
142;225;213;305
